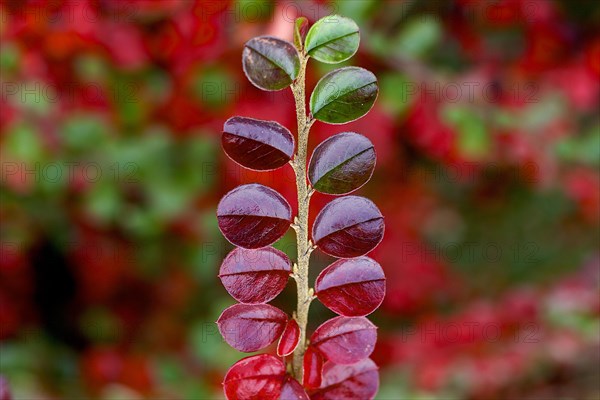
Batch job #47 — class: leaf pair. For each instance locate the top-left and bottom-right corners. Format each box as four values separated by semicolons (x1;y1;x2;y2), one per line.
223;355;309;400
223;354;378;400
243;15;359;91
242;15;377;125
218;309;379;393
223;122;378;196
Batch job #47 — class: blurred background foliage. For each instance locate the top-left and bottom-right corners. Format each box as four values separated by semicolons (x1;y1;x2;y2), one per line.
0;0;598;399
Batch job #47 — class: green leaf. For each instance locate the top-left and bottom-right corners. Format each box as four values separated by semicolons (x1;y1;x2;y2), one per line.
305;15;360;64
294;17;309;51
242;36;300;91
308;132;376;195
310;67;378;124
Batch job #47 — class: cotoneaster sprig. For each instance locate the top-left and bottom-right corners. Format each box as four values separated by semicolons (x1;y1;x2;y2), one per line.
216;15;385;400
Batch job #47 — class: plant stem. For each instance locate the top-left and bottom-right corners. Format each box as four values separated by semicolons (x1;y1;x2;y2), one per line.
290;53;314;380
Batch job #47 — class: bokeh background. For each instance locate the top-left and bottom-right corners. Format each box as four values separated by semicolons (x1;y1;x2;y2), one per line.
1;0;599;399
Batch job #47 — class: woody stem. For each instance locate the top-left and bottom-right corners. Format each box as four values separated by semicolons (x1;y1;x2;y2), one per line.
290;53;314;381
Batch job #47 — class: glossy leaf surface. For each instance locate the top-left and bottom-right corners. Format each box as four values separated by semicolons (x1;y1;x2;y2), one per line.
217;304;288;352
310;67;378;124
217;184;292;249
315;257;385;316
312;196;384;258
277;319;300;356
243;36;300;91
219;247;291;304
311;359;379;400
305;15;359;64
294;17;309;51
308;132;375;194
302;346;324;389
222;116;295;171
310;316;377;364
280;375;309;400
223;354;285;400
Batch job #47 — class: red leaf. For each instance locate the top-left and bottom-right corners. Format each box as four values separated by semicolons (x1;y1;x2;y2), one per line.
312;196;384;258
217;184;292;249
280;375;309;400
315;257;385;316
223;354;286;400
223;116;295;171
277;319;300;356
302;346;324;389
310;317;377;364
310;359;379;400
220;247;291;304
217;304;288;352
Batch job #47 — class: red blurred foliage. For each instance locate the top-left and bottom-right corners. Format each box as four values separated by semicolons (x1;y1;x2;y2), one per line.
0;0;597;398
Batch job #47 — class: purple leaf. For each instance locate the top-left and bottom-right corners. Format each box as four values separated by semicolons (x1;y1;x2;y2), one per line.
217;303;288;352
219;246;292;304
308;132;375;195
310;316;377;364
315;257;385;317
217;184;292;249
223;116;295;171
310;359;379;400
312;196;384;258
223;354;286;400
243;36;300;91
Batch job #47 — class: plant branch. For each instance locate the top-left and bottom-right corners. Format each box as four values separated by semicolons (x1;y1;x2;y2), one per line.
290;53;314;380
